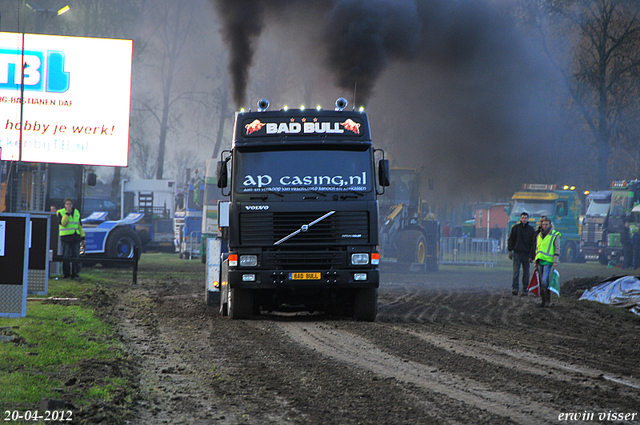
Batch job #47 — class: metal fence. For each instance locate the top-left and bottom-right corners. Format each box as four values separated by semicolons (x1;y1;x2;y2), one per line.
439;237;499;267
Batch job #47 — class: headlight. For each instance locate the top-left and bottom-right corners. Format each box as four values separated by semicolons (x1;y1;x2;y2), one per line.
351;253;369;265
354;273;367;281
240;255;258;267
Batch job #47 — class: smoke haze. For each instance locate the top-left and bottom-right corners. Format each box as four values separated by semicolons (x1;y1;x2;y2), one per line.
211;0;582;202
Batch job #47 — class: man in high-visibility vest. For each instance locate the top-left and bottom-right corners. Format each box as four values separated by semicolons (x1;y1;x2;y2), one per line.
534;217;560;307
57;198;85;279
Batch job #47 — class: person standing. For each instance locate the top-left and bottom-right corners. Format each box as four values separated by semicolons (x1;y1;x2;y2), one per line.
633;226;640;269
507;212;535;296
442;222;451;238
620;220;633;269
57;198;85;279
534;217;561;307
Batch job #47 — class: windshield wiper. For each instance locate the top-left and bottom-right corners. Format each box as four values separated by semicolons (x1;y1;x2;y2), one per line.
292;186;327;197
274;211;335;245
339;190;365;199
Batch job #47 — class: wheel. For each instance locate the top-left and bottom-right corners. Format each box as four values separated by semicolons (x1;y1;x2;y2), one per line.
561;241;577;263
104;226;142;267
398;230;427;265
599;253;608;265
425;234;439;272
353;288;378;321
228;288;253;319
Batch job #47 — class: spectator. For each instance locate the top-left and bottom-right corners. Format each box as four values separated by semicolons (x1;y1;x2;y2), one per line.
57;198;85;279
534;217;561;307
620;221;633;269
507;212;535;296
633;227;640;269
442;222;451;238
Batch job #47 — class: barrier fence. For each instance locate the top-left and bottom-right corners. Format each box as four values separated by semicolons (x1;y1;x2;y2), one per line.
439;237;498;267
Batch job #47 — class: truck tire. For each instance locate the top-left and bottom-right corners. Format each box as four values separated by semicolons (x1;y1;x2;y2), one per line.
353;288;377;322
399;230;427;265
599;253;608;265
104;226;142;267
229;288;253;319
426;234;439;272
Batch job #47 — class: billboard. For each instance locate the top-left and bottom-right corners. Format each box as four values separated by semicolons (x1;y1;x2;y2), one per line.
0;32;132;167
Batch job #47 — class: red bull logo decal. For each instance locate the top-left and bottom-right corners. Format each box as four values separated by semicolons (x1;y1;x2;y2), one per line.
244;118;362;136
341;119;360;134
245;119;265;135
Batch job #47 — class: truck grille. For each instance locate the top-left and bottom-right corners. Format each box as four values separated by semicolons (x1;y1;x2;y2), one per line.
239;211;370;246
264;249;346;270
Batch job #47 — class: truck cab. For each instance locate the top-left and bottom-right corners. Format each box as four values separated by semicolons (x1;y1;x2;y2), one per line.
580;190;611;264
215;98;389;320
508;184;582;262
604;180;640;264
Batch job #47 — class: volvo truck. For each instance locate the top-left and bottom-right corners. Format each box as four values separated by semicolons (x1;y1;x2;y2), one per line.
215;98;389;321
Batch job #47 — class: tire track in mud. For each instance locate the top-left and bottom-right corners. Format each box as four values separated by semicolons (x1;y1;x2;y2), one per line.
277;321;558;425
397;327;640;392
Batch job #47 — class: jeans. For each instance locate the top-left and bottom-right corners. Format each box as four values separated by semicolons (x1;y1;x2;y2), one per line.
512;252;530;291
61;238;81;277
537;263;552;289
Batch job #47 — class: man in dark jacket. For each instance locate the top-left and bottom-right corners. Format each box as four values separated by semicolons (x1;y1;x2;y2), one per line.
507;212;535;296
620;220;633;269
633;226;640;269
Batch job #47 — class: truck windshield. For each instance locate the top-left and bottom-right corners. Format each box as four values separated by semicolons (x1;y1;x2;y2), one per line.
586;200;610;217
512;200;555;217
611;190;635;217
233;149;373;194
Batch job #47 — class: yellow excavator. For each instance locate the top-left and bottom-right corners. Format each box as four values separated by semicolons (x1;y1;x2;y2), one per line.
379;168;439;272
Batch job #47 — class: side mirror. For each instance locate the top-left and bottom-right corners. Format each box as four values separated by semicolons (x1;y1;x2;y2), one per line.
87;172;97;186
378;159;390;187
216;160;228;188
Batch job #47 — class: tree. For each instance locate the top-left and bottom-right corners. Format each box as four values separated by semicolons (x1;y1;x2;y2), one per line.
135;0;199;180
539;0;640;187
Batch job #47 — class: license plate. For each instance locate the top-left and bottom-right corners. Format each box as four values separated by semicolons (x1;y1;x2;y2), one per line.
289;272;321;280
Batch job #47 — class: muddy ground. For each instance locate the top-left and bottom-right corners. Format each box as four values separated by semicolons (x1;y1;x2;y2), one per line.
75;262;640;424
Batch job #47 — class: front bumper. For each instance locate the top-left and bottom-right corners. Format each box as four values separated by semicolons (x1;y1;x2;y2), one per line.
228;268;379;290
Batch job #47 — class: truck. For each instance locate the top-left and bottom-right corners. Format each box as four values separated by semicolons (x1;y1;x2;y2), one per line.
603;180;640;264
507;184;582;262
82;212;144;266
579;190;612;264
199;159;227;263
174;172;204;259
120;179;176;252
378;168;439;272
214;98;390;321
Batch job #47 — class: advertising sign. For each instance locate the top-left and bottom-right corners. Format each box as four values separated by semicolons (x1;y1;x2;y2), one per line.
0;213;30;318
0;32;132;167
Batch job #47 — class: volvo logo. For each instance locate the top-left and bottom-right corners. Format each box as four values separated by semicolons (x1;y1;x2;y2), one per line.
245;205;269;211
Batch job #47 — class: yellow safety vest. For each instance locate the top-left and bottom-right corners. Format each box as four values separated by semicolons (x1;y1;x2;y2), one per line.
535;230;561;263
58;208;84;237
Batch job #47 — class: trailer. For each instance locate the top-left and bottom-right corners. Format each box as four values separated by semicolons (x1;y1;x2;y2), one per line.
120;179;176;252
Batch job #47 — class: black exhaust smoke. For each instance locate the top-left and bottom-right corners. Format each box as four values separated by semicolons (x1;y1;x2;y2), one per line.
211;0;424;107
212;0;267;107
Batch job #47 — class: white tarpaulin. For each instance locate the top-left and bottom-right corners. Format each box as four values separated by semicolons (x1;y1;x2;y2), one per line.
579;275;640;316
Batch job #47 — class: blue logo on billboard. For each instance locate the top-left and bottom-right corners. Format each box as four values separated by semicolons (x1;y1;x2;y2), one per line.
0;49;70;93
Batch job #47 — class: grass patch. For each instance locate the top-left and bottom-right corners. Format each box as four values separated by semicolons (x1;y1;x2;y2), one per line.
0;253;203;423
0;273;136;424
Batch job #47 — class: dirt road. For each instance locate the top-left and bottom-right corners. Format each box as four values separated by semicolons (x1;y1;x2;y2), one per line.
94;261;640;424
